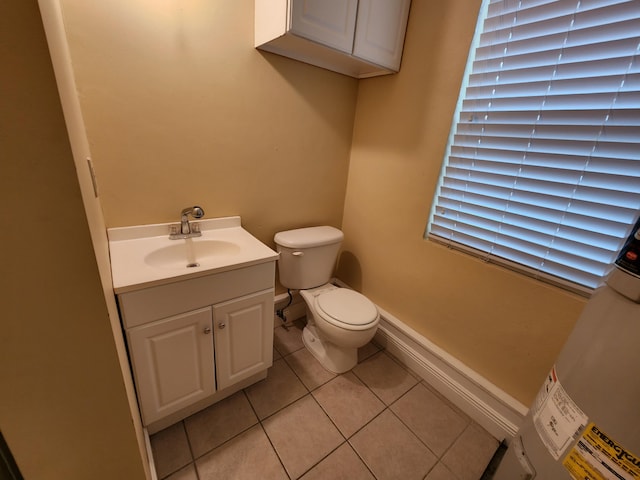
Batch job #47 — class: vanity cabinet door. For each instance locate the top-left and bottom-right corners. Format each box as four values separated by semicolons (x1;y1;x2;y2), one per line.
213;289;274;391
353;0;411;70
128;307;215;425
289;0;358;53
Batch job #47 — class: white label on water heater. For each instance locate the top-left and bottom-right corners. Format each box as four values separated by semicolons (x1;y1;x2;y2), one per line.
532;366;589;460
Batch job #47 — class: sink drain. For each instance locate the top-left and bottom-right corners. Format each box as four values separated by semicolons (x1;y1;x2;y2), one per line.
186;262;200;268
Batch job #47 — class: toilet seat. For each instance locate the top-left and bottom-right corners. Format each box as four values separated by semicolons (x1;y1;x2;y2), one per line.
315;289;378;331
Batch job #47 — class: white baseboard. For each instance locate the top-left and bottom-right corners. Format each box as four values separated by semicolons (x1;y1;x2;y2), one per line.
275;282;527;440
374;306;527;441
143;428;158;480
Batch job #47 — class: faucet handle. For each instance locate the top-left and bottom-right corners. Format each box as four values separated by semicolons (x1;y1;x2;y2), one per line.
192;206;204;219
181;206;205;219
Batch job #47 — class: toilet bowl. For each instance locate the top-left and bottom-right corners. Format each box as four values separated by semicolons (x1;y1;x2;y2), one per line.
273;226;380;374
300;284;379;373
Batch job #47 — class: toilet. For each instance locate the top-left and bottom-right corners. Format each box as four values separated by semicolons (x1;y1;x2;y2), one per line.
274;226;379;373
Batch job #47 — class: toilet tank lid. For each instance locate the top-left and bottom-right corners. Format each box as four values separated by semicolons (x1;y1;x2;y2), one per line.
274;226;344;248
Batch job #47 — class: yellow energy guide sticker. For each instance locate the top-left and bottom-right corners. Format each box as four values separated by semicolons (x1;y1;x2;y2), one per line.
563;423;640;480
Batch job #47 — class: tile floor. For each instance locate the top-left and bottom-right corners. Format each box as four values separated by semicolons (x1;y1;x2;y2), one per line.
150;319;499;480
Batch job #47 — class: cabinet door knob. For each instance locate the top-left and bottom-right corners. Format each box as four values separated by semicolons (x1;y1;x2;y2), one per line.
218;322;226;329
203;327;211;334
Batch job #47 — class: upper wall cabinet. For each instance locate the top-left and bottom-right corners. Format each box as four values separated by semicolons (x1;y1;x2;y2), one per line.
255;0;411;78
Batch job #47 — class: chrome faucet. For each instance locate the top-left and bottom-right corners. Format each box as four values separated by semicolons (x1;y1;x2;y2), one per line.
169;206;204;239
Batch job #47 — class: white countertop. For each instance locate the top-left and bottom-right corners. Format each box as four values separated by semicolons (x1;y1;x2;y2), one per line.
108;216;278;294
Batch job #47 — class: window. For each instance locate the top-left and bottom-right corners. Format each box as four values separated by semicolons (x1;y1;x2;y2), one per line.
427;0;640;295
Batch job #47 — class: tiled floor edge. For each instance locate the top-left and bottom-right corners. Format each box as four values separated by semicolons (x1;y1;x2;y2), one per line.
373;314;527;442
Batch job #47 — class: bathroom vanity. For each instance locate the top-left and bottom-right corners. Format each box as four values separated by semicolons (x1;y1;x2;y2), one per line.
108;216;278;433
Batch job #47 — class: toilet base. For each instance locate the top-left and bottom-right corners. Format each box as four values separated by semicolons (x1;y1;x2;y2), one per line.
302;325;357;374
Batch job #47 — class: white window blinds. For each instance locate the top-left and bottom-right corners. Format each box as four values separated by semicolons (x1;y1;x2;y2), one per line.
428;0;640;294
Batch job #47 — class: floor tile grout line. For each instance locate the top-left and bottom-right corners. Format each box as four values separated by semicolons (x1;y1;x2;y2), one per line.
282;389;385;479
255;388;354;480
417;378;468;418
384;396;443;461
178;419;203;480
280;348;389;477
439;420;479;463
355;342;383;363
344;436;381;480
366;377;483;470
246;358;309;421
347;352;456;478
184;387;296;479
383;381;475;462
183;402;292;478
257;421;293;480
307;386;349;442
420;462;443;480
186;421;259;465
294;440;351;480
307;379;424;480
273;321;307;357
156;422;194;480
310;374;387;442
183;391;261;466
274;340;306;358
242;387;262;422
287;343;422;447
344;404;448;480
252;387;347;480
179;420;196;462
379;348;421;379
280;351;336;393
259;390;342;479
349;358;413;409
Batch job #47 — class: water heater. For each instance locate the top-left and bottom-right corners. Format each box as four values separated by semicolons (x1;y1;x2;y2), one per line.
493;218;640;479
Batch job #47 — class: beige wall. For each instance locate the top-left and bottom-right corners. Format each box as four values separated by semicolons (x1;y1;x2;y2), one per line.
337;0;587;405
0;2;146;479
54;0;588;407
59;0;358;245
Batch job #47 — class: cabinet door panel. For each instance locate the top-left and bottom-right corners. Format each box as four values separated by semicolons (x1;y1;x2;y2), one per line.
214;290;274;390
353;0;411;70
128;307;214;425
290;0;358;53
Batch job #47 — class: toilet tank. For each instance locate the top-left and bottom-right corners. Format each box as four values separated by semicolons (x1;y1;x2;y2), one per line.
274;226;344;289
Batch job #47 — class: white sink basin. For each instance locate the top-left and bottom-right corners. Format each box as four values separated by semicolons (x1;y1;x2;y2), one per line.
108;216;278;293
144;239;242;269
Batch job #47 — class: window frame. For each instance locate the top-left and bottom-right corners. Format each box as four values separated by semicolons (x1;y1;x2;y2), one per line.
427;0;640;296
